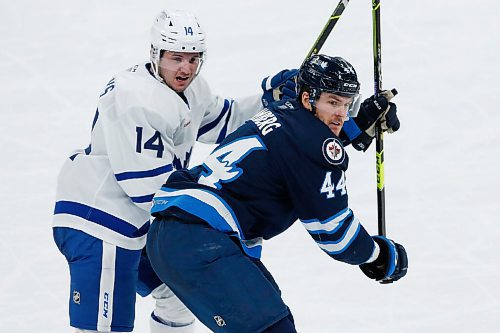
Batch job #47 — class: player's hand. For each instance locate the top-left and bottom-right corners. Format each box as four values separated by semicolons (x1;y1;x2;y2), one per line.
261;69;298;107
359;235;408;283
350;89;400;151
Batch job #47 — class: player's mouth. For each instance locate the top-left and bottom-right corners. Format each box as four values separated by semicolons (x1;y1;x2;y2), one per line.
330;120;342;127
176;75;190;82
329;120;343;134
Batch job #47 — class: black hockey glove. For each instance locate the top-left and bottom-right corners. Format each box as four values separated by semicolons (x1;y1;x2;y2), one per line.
351;89;400;151
261;69;298;107
359;236;408;283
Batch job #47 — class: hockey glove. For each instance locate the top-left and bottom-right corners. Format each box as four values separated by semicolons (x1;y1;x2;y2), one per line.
350;89;400;151
359;236;408;283
261;69;298;107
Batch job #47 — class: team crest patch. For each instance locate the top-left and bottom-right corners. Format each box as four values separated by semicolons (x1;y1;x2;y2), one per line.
322;138;345;165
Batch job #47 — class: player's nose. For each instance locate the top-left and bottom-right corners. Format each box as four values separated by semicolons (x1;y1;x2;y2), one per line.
178;60;192;74
334;107;347;118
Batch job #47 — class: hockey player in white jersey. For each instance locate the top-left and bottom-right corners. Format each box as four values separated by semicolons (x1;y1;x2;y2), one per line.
52;9;298;333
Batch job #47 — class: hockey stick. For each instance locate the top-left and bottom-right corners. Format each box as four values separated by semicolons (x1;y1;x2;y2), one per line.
372;0;386;237
304;0;350;62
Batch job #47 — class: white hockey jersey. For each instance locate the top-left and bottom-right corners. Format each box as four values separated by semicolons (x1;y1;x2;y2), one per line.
53;63;262;250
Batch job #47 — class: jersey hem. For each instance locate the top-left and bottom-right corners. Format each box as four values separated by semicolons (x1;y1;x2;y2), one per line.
53;214;146;250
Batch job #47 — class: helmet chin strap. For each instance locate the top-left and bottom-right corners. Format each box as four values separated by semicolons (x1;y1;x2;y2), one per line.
152;65;165;84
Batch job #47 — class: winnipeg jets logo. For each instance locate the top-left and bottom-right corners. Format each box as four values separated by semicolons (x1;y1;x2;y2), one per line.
322;138;345;165
198;136;266;189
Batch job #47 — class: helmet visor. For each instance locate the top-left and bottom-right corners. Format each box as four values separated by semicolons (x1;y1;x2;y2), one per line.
158;51;205;76
346;93;362;120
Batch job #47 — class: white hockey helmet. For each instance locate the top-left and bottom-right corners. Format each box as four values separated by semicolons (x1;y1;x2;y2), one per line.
150;10;207;82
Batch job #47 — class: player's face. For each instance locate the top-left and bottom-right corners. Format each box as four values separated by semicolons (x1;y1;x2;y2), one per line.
313;92;353;136
158;51;202;93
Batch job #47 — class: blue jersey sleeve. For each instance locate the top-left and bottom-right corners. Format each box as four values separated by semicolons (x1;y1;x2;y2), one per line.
270;110;376;265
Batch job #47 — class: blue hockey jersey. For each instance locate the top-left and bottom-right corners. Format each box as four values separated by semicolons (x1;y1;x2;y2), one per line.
151;100;378;265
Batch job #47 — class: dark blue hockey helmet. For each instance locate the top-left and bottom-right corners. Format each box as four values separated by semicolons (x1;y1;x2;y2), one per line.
298;54;360;100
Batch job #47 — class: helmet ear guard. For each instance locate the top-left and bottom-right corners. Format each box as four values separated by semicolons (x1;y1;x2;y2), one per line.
297;84;320;114
308;88;320;114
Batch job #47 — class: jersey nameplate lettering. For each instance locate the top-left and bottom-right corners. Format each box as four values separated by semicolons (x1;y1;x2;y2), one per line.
250;109;281;136
99;78;115;98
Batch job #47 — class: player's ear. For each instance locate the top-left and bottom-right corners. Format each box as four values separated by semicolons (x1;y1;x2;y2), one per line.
301;91;312;111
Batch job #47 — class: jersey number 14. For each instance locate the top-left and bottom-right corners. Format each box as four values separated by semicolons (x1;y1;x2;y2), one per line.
136;126;164;158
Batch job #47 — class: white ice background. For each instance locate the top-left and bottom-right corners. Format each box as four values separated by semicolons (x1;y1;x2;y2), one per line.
1;0;499;332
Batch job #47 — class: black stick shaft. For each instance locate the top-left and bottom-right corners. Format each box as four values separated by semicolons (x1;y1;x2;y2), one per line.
372;0;386;236
304;0;350;63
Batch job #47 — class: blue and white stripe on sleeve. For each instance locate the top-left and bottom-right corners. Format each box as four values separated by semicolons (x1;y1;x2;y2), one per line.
197;98;234;144
301;208;376;265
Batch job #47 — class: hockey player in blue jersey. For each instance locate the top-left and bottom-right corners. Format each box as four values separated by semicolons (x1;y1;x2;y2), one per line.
52;9;301;333
146;54;408;333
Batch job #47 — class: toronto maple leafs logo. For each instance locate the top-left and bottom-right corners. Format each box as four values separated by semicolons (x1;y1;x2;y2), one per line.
339;61;355;74
322;138;345;165
311;56;328;69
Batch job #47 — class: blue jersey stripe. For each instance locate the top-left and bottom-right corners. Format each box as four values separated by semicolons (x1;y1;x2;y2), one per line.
115;164;173;181
197;99;231;139
301;208;352;234
91;108;100;131
153;194;236;234
308;214;353;240
152;187;262;258
317;221;361;255
301;207;350;224
131;193;155;203
215;107;232;144
54;200;149;238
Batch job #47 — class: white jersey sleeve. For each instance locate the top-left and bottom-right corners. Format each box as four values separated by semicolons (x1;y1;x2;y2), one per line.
185;76;263;145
